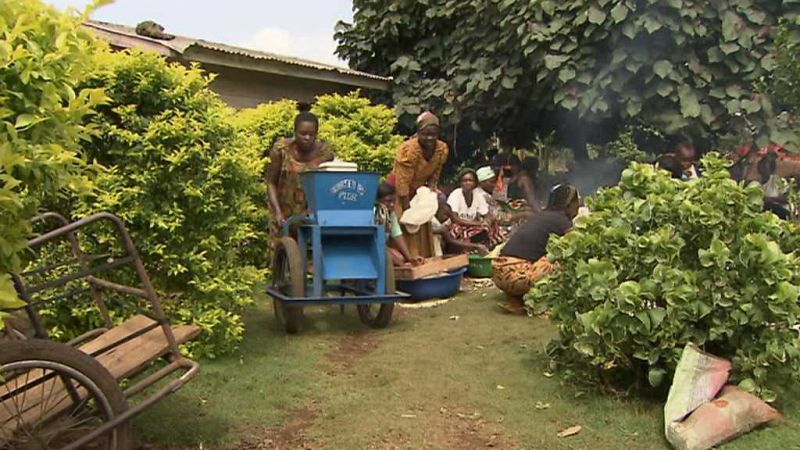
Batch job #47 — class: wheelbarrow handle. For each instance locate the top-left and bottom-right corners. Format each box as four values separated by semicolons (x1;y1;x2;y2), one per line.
282;214;310;236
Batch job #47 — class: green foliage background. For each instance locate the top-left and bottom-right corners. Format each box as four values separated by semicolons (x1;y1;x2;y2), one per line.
0;0;104;317
234;92;403;175
336;0;800;152
530;156;800;401
68;49;267;358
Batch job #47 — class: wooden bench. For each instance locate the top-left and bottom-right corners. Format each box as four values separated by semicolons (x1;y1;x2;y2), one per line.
394;254;469;280
0;315;200;438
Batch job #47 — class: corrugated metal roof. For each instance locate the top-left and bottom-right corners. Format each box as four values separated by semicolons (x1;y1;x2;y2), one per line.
83;20;391;83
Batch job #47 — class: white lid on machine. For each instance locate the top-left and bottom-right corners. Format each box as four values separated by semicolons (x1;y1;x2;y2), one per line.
319;160;358;172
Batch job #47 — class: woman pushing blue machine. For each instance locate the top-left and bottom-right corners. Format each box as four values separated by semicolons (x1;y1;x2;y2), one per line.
267;170;408;333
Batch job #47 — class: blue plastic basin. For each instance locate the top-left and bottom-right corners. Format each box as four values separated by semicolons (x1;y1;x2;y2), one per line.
396;268;466;301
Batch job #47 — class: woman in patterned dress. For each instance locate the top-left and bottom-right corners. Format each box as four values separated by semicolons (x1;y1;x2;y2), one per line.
266;110;333;236
492;184;580;314
386;111;449;257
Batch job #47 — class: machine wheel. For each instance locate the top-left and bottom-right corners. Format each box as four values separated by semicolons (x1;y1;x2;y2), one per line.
272;236;305;334
0;339;132;450
357;258;395;329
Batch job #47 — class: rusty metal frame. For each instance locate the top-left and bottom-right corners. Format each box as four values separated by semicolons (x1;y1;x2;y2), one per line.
5;211;200;445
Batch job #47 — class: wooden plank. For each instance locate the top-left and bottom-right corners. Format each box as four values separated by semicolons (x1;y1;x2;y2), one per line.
93;325;200;380
79;314;156;355
394;254;469;280
0;314;159;404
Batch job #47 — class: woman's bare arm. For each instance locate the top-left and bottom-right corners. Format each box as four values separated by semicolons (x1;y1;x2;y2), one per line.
266;146;285;226
519;175;541;213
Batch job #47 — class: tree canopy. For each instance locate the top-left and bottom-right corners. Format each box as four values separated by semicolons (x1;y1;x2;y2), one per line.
336;0;800;157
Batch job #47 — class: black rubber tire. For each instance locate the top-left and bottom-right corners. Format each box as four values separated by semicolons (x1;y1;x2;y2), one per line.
272;236;305;334
0;339;132;449
357;257;395;328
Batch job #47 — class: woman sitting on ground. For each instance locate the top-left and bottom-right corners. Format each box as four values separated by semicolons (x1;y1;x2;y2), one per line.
432;199;489;256
375;182;424;266
476;166;527;238
447;169;502;249
492;184;581;314
491;153;541;213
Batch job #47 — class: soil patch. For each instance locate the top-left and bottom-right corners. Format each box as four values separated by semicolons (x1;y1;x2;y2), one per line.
326;331;380;373
234;406;317;450
438;407;513;449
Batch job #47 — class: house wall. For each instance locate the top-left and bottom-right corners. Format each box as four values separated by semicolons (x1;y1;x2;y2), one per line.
202;64;357;109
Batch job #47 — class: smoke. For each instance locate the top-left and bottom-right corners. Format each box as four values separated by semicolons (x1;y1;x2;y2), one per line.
545;159;627;203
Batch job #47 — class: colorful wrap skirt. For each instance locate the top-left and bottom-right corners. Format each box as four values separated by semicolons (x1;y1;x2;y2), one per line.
491;256;555;297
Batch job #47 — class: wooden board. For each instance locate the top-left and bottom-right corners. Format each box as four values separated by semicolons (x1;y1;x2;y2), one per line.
80;314;156;355
92;324;200;381
394;254;469;280
0;318;200;438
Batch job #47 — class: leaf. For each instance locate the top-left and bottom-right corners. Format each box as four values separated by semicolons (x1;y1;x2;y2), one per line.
648;367;667;387
611;4;629;23
657;82;674;97
561;96;578;110
557;425;582;438
644;15;663;34
761;54;777;71
588;6;607;25
678;85;701;118
720;43;740;55
559;67;576;83
545;54;569;70
722;11;741;42
0;274;25;312
738;378;757;393
501;76;516;89
14;114;36;129
707;47;724;63
726;85;744;98
653;60;673;79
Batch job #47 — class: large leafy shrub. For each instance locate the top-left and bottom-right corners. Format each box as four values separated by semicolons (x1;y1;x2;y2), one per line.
337;1;799;151
530;156;800;401
235;92;403;175
72;50;266;358
0;0;103;315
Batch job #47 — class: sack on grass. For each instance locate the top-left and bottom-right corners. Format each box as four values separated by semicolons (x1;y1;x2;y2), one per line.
664;343;732;430
666;385;780;450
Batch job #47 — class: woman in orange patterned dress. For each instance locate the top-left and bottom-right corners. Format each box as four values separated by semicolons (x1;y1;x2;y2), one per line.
266;110;333;236
388;112;449;210
386;112;449;257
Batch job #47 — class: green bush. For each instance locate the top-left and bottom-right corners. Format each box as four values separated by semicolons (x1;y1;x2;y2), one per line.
71;50;266;358
313;92;404;174
0;0;104;315
235;92;403;175
234;99;298;161
529;155;800;401
587;126;659;164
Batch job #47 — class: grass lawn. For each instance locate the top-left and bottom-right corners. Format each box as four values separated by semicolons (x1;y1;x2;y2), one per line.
133;288;800;449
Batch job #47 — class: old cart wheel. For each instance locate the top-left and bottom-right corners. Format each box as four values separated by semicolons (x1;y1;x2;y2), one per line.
0;339;131;450
272;236;305;334
357;258;395;328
